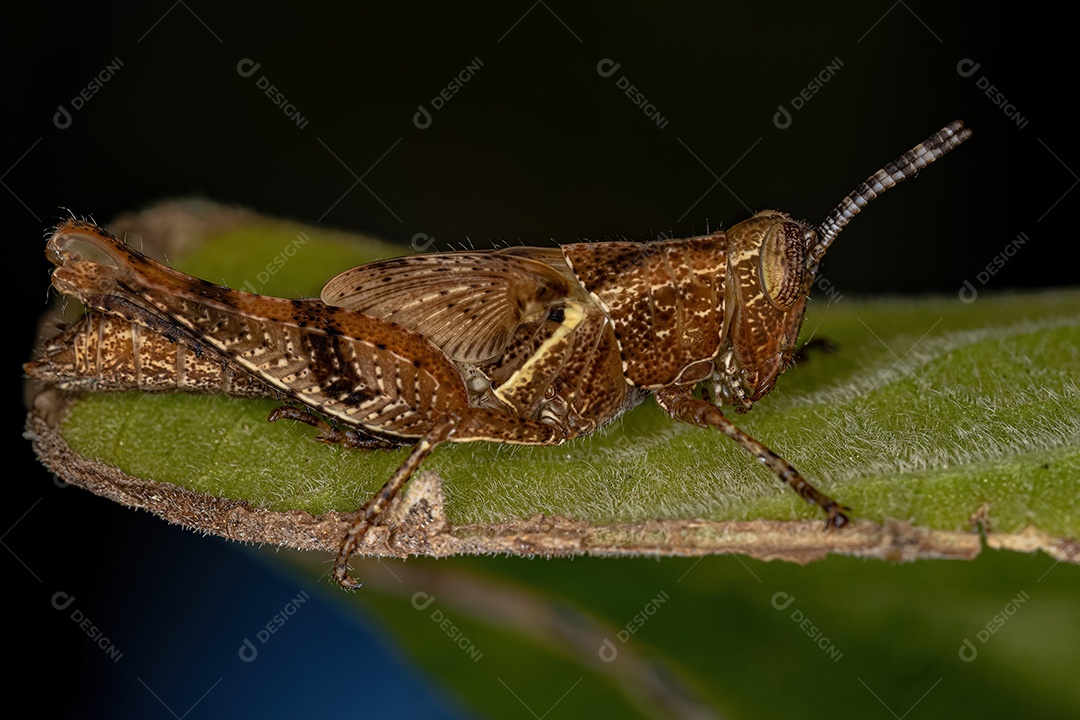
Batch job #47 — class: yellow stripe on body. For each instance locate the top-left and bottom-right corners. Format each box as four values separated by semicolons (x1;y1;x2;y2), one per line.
494;301;584;406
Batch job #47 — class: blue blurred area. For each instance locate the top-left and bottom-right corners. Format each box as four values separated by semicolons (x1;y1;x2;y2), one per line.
37;500;470;719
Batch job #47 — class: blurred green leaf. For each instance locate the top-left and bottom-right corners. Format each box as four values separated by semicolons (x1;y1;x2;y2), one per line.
294;547;1079;719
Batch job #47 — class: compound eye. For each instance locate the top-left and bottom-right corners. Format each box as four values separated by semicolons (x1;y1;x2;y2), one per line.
759;222;805;310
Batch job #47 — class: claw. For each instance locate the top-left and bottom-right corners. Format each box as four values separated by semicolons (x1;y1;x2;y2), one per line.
268;405;395;449
823;504;851;529
332;563;365;591
333;526;371;590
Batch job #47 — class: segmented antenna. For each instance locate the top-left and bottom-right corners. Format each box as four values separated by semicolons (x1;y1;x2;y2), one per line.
807;120;972;274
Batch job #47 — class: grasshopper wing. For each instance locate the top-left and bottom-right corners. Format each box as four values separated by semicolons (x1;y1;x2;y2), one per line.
321;251;573;364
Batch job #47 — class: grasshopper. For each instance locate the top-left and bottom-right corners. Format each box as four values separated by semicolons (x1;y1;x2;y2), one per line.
37;120;971;588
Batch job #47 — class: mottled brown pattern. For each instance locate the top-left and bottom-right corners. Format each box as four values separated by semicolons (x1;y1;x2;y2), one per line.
25;312;272;397
32;122;972;588
45;220;470;440
563;235;726;388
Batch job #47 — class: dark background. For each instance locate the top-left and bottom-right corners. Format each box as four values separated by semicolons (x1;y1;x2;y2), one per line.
7;2;1075;717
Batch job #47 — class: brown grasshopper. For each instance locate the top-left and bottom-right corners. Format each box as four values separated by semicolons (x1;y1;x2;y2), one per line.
37;120;971;588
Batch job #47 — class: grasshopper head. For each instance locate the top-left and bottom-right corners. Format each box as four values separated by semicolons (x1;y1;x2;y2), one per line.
719;120;972;409
721;211;817;406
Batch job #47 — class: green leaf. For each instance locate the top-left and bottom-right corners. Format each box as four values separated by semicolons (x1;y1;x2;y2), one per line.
26;204;1080;564
284;547;1080;718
